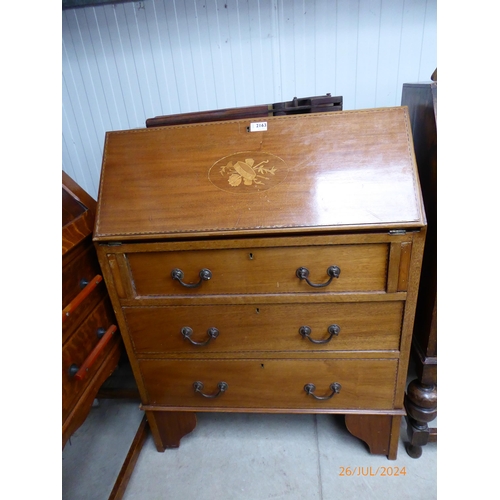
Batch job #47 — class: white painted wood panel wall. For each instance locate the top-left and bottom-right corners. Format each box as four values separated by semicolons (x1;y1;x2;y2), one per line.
62;0;437;199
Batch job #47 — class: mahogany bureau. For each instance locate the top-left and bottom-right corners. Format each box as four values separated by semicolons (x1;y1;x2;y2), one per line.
94;107;426;460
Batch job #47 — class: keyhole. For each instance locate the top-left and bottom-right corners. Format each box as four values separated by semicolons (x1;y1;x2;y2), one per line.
256;308;260;314
249;252;254;260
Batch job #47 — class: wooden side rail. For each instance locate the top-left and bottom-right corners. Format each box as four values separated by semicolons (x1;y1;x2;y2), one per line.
108;415;149;500
62;275;103;323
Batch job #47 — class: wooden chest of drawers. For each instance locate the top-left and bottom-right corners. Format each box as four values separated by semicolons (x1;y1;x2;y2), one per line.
62;172;122;447
94;107;426;460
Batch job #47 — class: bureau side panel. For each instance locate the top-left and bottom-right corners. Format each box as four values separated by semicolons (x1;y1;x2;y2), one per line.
95;245;151;402
393;229;426;407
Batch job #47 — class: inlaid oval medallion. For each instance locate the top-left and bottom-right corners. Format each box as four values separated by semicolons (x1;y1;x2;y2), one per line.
208;152;288;193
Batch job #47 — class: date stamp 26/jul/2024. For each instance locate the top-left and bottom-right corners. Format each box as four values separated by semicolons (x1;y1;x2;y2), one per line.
339;466;407;477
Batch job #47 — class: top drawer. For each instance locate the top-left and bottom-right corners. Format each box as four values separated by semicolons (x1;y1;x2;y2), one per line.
126;243;389;296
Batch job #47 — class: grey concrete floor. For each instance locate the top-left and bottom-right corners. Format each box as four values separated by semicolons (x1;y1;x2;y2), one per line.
62;395;437;499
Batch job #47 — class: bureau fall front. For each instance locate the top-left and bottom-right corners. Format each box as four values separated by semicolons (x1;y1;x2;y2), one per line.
94;107;426;460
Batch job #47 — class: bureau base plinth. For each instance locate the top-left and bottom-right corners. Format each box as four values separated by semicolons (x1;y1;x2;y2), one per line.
345;414;401;461
145;410;402;459
147;411;197;451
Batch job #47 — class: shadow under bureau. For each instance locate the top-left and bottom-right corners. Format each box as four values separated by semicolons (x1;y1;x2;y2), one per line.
94;107;426;460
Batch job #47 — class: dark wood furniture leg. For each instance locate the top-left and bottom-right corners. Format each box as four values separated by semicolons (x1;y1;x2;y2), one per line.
345;414;401;460
404;360;437;458
147;411;198;451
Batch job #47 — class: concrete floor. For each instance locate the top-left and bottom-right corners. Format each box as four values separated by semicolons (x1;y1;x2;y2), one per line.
62;383;437;499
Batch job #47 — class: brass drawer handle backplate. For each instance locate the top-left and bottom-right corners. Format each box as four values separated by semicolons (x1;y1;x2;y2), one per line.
193;381;228;398
304;382;342;400
296;266;341;288
299;324;340;344
171;268;212;288
181;326;219;346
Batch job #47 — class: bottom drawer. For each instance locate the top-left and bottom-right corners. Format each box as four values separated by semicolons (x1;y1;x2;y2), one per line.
139;358;397;410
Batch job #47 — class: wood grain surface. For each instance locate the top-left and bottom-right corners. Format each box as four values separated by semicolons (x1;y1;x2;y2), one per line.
94;107;424;241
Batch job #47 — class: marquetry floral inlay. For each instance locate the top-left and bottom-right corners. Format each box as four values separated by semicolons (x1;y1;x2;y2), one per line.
220;158;277;187
209;152;287;193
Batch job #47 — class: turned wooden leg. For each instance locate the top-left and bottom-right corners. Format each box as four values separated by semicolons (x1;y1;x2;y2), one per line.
146;411;197;452
345;414;401;460
404;380;437;458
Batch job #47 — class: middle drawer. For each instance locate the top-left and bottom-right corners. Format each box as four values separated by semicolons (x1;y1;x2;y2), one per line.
124;301;403;354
